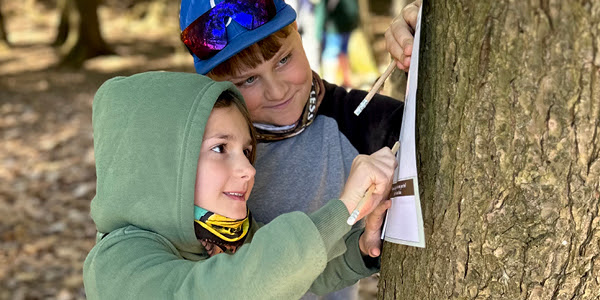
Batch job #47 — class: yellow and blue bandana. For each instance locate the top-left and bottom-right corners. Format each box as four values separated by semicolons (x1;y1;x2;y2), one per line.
194;206;251;253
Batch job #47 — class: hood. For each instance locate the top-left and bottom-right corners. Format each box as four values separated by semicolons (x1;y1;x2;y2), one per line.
91;71;241;254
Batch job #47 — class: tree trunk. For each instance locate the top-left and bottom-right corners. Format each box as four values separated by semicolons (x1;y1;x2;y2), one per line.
52;0;73;46
379;1;599;299
0;0;8;46
60;0;114;67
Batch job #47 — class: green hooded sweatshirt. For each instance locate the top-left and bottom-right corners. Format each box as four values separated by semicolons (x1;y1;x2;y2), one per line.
83;71;379;299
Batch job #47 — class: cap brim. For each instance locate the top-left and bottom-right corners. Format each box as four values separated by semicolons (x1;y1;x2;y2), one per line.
193;5;297;75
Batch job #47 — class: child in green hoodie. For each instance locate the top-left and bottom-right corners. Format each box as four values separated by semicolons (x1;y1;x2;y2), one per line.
83;71;396;299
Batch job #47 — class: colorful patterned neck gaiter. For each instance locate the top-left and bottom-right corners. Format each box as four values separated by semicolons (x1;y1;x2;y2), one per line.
194;206;251;256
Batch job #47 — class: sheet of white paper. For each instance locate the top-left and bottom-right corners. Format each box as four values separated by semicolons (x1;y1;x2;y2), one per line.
382;6;426;248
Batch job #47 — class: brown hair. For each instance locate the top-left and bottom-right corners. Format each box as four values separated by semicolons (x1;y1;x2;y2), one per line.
208;24;295;78
213;90;257;164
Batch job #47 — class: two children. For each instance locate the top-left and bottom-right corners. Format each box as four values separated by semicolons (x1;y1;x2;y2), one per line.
83;71;396;299
179;1;418;298
180;0;400;235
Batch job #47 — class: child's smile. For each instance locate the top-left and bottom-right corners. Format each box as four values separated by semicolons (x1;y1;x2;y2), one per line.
264;96;294;110
223;191;247;201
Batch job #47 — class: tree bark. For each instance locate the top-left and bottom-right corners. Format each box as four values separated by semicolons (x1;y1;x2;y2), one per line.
60;0;114;67
379;1;599;299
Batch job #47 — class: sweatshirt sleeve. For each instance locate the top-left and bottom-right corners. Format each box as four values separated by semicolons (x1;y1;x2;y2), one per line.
309;228;381;295
318;80;404;154
83;200;361;300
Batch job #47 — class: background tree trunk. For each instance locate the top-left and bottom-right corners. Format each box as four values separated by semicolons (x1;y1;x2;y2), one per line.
379;1;599;299
60;0;113;67
0;0;9;46
52;0;73;46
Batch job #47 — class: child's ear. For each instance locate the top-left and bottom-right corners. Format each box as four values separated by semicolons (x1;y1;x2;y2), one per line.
292;21;298;31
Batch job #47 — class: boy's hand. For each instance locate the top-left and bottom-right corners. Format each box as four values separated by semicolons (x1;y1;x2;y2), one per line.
359;199;392;257
385;0;421;71
339;147;396;221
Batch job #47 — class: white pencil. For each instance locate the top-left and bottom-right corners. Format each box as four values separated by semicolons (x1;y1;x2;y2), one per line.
353;60;397;116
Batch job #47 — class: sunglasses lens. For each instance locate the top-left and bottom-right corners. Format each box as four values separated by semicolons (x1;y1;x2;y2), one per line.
181;0;277;60
228;0;276;29
181;16;227;59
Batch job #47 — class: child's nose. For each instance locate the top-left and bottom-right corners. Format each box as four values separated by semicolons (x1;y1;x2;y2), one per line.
264;77;287;101
235;155;256;180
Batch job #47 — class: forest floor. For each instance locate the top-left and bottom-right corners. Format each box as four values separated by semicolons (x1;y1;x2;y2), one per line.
0;1;384;299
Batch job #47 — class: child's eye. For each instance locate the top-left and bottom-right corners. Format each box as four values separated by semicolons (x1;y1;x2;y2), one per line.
243;148;252;159
279;54;291;65
211;144;225;153
234;76;256;87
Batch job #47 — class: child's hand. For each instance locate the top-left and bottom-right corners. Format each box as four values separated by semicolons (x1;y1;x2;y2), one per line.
359;199;392;257
385;0;421;71
339;147;397;220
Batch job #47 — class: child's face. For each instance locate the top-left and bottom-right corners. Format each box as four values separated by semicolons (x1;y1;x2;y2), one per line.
210;30;313;126
194;106;256;220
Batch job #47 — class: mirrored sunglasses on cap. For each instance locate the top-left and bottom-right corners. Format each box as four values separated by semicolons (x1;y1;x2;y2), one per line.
181;0;277;60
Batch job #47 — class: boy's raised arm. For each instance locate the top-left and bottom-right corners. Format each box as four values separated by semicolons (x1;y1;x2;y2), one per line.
385;0;421;71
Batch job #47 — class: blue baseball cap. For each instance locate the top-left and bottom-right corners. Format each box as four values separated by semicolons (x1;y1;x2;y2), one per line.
180;0;297;75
